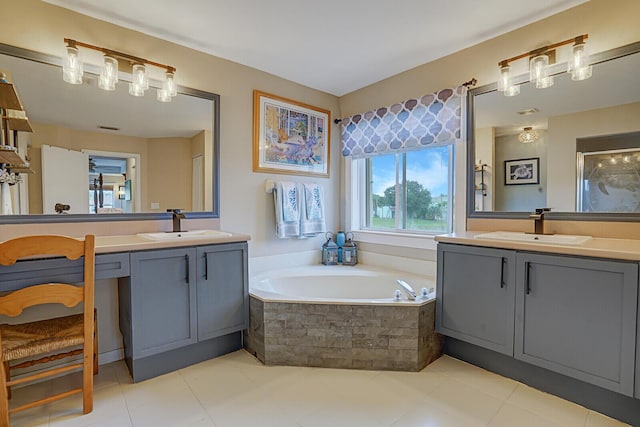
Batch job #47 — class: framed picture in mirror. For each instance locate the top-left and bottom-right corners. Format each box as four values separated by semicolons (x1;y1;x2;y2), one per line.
253;90;330;177
505;157;539;185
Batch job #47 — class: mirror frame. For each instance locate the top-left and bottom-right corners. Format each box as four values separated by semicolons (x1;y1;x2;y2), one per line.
0;43;220;224
467;41;640;222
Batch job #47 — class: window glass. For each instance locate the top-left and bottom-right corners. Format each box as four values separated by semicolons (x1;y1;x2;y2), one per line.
365;146;452;234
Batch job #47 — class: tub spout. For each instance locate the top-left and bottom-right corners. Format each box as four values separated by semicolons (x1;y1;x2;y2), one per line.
396;280;417;301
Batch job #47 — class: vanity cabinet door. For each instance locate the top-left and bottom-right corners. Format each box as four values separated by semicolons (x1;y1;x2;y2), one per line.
515;253;638;396
436;243;516;355
129;247;197;358
196;242;248;341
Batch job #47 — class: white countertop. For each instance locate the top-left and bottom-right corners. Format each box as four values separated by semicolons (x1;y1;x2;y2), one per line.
435;232;640;261
95;231;251;254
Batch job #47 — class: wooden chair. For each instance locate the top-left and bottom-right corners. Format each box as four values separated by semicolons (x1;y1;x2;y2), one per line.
0;235;96;426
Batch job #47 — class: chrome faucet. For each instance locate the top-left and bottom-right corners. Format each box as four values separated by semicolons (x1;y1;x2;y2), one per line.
168;209;186;232
529;208;551;235
396;280;417;301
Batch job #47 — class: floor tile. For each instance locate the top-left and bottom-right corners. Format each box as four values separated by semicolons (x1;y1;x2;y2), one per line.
423;377;504;424
585;410;632;427
507;384;589;427
488;402;564;427
390;397;484;427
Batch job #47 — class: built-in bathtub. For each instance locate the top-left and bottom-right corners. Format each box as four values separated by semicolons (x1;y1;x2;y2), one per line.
244;265;443;371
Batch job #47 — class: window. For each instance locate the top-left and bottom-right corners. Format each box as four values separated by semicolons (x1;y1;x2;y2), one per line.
360;145;454;234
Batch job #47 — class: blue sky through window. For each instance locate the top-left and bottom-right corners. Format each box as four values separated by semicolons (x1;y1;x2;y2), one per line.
371;148;450;197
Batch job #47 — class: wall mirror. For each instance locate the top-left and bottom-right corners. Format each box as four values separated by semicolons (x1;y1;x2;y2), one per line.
468;41;640;221
0;43;219;223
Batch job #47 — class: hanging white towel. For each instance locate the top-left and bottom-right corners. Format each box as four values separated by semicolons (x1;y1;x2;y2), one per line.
301;183;326;236
273;181;300;238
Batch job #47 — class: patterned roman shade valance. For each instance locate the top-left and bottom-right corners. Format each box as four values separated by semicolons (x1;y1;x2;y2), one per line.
340;86;464;158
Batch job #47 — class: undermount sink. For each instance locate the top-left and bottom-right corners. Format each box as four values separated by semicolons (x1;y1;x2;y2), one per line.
137;230;232;241
474;231;592;246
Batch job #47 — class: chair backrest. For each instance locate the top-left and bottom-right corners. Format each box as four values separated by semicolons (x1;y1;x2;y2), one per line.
0;235;95;318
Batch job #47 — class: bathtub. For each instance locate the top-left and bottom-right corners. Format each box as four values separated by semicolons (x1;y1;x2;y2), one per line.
244;265;443;371
250;264;436;305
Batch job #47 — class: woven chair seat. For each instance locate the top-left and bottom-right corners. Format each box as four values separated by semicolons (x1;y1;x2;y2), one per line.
1;313;84;362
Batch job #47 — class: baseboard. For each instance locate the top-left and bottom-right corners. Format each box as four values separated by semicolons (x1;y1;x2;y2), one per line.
98;348;124;365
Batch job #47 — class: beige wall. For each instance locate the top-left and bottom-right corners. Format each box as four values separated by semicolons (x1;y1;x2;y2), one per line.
0;0;340;257
146;136;192;212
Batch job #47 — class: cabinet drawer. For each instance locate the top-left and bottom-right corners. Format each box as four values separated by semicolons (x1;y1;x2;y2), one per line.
0;252;129;291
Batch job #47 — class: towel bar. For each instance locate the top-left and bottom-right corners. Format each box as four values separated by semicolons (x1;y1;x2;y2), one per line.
265;179;276;193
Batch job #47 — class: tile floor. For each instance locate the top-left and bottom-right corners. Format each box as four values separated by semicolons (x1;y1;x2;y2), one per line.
8;350;630;427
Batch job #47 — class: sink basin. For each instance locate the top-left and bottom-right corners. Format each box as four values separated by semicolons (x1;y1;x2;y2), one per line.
137;230;232;241
474;231;592;246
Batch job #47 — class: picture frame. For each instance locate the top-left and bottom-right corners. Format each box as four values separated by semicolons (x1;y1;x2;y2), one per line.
253;90;330;177
505;157;539;185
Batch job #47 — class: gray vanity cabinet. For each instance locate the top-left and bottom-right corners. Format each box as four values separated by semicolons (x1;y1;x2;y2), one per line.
118;242;248;382
122;247;198;359
436;243;516;356
196;243;248;341
514;252;638;396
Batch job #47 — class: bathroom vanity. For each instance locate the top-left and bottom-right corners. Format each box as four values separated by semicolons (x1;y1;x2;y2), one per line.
435;233;640;423
0;232;249;383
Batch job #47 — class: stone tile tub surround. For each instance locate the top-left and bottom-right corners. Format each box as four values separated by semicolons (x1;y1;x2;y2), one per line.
245;265;443;371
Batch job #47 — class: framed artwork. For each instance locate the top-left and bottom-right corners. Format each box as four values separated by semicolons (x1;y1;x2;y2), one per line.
505;157;539;185
253;90;330;177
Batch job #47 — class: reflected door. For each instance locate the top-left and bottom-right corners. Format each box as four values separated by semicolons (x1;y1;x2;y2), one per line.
41;144;89;214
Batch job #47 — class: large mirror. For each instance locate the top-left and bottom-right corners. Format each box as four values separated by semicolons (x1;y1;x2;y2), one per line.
468;41;640;220
0;43;219;223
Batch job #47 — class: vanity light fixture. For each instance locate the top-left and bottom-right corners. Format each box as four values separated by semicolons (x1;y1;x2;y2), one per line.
63;38;177;102
497;34;591;96
518;127;539;144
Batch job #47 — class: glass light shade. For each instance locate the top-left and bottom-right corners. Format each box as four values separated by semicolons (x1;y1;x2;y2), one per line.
530;54;554;88
164;71;177;97
497;64;520;97
98;56;118;91
497;65;511;92
568;42;592;81
157;88;172;102
504;84;520;97
128;82;145;97
62;46;83;84
518;127;539;143
132;64;149;91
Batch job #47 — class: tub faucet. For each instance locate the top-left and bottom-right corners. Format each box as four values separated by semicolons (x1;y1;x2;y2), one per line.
396;280;417;301
168;209;185;232
529;208;551;234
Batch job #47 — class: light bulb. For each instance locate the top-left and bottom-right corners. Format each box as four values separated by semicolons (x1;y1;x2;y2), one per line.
98;56;118;91
63;46;83;84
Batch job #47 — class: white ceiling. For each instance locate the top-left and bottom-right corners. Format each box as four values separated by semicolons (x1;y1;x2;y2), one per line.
43;0;589;96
